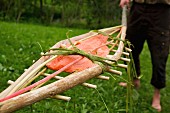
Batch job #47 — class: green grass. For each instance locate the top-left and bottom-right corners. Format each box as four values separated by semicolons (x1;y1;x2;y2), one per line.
0;21;170;113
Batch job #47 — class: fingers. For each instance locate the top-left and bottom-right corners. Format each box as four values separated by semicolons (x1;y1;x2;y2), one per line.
119;0;130;8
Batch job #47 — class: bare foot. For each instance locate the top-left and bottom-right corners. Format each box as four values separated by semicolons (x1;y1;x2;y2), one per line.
152;88;161;112
133;79;140;89
119;82;127;87
119;79;140;89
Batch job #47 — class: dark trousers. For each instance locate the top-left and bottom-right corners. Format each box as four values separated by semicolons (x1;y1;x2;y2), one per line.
126;2;170;89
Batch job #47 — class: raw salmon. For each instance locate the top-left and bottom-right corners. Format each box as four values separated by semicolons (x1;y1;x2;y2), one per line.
46;34;109;72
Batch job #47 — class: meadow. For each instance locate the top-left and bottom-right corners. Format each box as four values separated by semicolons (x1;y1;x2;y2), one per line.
0;21;170;113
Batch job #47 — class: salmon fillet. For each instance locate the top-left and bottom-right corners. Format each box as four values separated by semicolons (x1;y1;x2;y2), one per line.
46;34;109;72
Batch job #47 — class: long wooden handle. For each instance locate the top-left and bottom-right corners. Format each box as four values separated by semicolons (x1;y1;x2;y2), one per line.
122;5;127;26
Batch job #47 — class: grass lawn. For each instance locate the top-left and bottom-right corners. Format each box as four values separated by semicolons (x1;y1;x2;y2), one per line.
0;21;170;113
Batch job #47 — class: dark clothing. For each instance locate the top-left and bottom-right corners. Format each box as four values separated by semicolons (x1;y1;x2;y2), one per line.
126;2;170;89
134;0;170;5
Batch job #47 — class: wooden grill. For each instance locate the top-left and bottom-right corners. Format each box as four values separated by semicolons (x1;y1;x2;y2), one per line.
0;6;133;113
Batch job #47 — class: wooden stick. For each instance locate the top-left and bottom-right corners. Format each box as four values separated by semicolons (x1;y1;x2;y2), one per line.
107;69;122;75
109;28;122;51
0;65;103;113
99;25;122;34
43;73;63;79
53;95;71;101
117;64;128;68
81;83;97;89
111;50;129;56
120;57;130;62
107;28;120;38
7;80;14;85
125;47;132;52
96;75;110;80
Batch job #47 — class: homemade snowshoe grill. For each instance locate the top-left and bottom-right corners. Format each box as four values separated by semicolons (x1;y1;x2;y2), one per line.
0;6;134;113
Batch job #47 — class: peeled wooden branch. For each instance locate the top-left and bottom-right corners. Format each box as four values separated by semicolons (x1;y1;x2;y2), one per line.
96;75;110;80
111;50;129;56
108;69;122;75
43;73;64;80
0;65;102;113
53;95;71;101
120;57;130;62
117;64;128;68
125;47;132;52
7;80;14;85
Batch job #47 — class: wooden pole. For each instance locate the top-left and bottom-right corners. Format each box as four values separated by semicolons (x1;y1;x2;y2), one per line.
0;65;102;113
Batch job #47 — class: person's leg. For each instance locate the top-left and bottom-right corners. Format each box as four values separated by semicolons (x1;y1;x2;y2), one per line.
147;4;170;111
152;88;161;112
147;35;169;111
120;32;146;88
119;31;146;88
149;38;169;91
119;2;147;88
